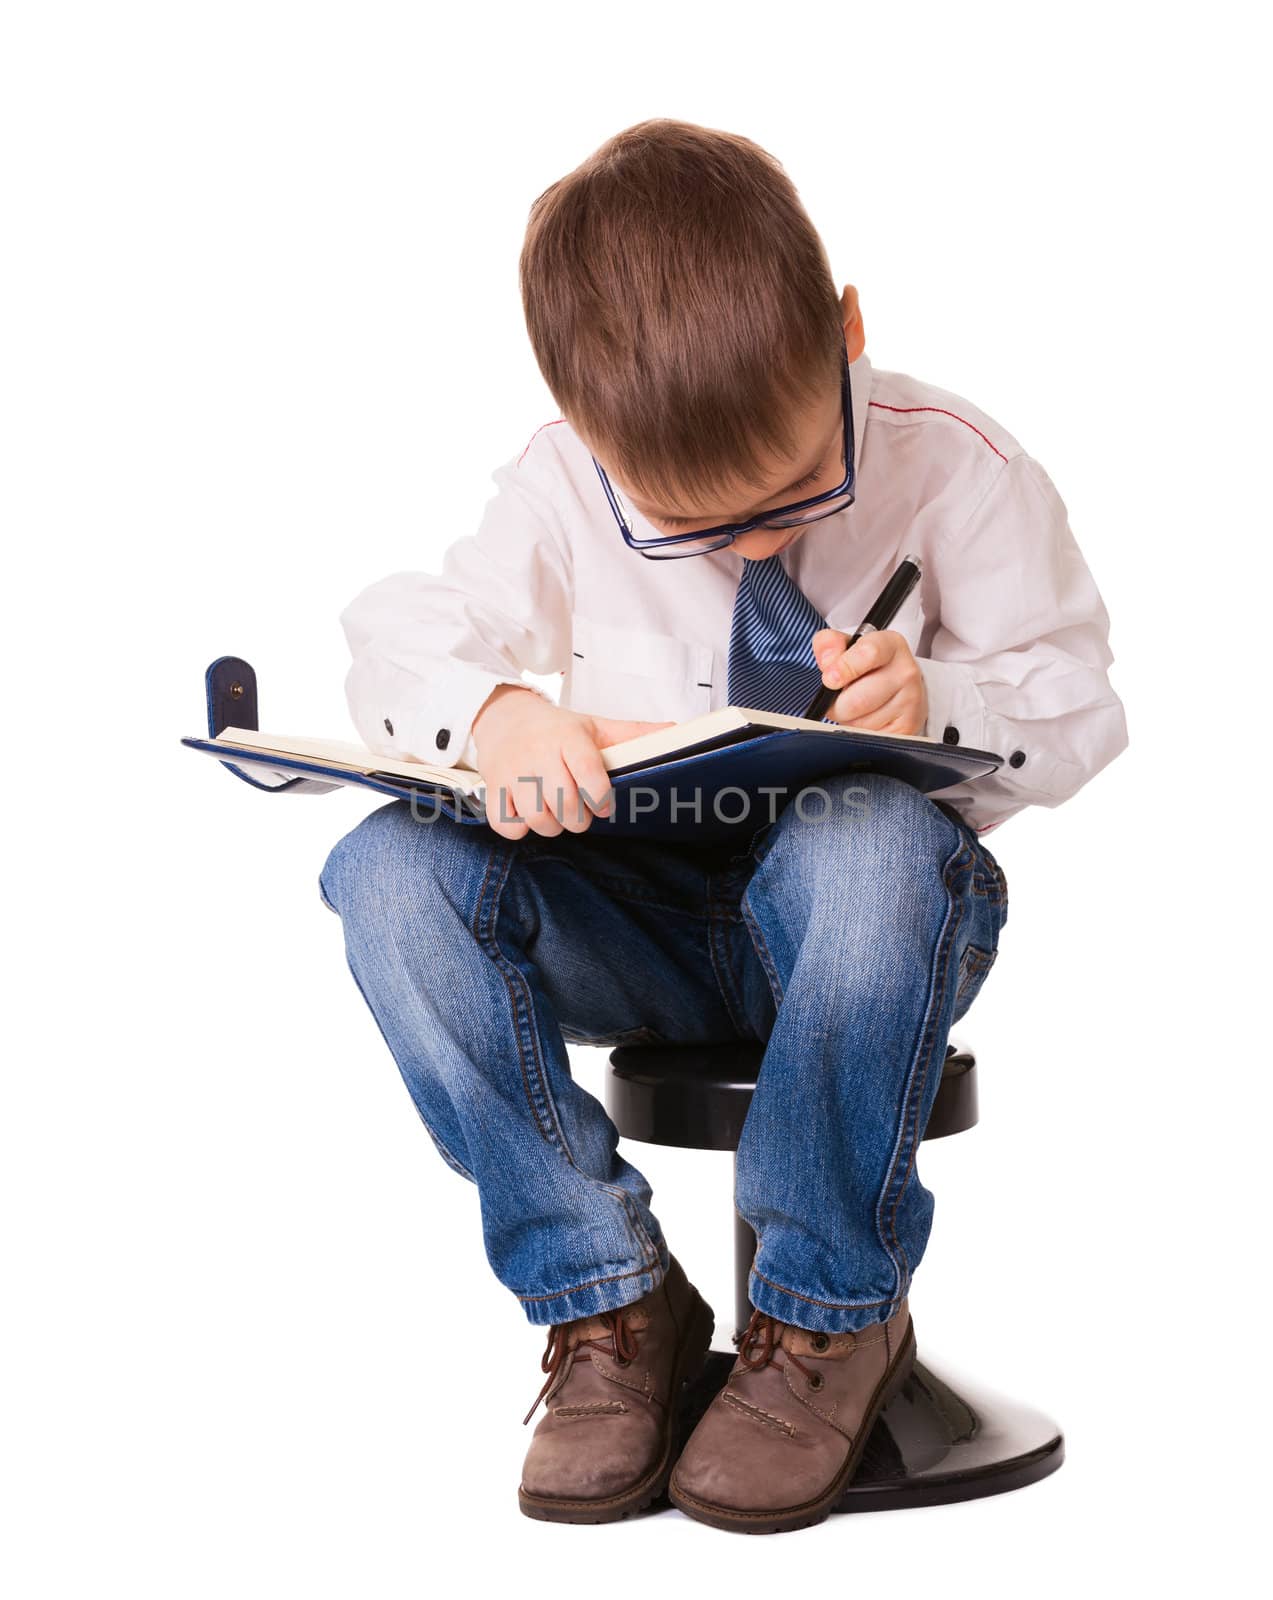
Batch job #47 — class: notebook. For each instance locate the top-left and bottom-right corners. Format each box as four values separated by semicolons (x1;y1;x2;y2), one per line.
183;706;1000;841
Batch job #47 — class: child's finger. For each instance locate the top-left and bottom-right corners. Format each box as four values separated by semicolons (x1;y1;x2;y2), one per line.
501;767;566;839
484;778;530;841
827;660;898;724
822;630;885;688
591;715;678;748
812;627;849;665
564;735;614;822
835;682;912;733
546;752;596;834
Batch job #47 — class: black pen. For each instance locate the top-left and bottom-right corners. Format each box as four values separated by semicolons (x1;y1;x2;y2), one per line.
802;554;923;722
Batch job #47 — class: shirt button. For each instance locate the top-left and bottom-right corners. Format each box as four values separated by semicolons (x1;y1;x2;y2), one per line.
383;717;394;736
435;728;451;751
942;725;960;745
1009;749;1026;768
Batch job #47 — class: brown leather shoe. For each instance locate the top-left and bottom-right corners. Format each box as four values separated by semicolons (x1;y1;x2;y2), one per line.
518;1254;715;1523
668;1298;916;1534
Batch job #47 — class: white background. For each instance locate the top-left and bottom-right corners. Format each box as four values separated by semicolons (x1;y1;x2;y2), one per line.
3;2;1266;1594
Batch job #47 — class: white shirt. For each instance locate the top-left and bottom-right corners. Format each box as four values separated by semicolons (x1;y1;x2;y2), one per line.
340;353;1128;836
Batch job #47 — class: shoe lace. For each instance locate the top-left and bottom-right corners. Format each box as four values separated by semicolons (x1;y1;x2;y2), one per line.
522;1308;641;1426
732;1307;818;1384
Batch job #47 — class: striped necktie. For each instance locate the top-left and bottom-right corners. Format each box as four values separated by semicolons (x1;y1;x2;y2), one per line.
726;552;828;717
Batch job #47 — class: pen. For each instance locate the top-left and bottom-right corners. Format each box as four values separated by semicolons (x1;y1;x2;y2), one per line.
802;553;924;722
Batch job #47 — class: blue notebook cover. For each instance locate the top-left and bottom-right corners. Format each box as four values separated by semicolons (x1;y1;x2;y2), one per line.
183;721;1000;842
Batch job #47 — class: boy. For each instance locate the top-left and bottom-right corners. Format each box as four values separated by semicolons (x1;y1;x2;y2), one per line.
318;119;1128;1534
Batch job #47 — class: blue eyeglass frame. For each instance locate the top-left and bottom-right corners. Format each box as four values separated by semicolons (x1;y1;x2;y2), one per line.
590;344;856;560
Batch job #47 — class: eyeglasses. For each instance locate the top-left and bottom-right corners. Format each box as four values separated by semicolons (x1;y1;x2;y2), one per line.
591;345;856;560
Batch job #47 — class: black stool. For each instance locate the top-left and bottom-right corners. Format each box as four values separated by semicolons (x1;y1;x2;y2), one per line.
606;1038;1064;1512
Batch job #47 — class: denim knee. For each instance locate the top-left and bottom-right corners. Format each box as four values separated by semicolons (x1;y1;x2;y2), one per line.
319;799;441;918
319;800;397;916
319;800;499;932
762;771;959;880
740;774;967;997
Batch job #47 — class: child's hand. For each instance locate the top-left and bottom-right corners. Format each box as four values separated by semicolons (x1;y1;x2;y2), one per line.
471;685;676;840
811;628;929;736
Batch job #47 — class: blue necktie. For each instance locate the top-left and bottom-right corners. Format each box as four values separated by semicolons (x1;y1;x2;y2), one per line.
726;553;829;717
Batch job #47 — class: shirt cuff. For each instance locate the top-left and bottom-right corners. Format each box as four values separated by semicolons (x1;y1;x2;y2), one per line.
384;662;551;770
918;657;987;749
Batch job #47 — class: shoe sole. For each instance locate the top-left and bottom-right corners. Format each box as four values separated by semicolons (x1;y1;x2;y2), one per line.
518;1287;716;1524
667;1318;917;1535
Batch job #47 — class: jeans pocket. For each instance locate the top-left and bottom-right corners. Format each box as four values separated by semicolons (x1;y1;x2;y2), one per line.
968;835;1009;929
954;941;998;1013
731;815;782;872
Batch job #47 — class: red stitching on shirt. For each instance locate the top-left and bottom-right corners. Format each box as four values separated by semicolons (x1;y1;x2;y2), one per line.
517;419;566;466
868;402;1008;463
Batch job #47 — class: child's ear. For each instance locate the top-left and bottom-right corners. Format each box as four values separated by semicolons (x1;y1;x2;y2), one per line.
840;283;866;361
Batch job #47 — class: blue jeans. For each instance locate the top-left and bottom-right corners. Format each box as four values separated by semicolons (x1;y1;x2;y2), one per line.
317;771;1008;1333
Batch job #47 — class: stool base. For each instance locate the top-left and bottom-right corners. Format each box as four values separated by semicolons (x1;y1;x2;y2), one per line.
672;1350;1064;1513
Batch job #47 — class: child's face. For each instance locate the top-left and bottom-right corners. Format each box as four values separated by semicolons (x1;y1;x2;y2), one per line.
598;338;850;563
583;289;862;562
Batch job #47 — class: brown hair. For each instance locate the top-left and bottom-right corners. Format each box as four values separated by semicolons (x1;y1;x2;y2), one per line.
519;118;844;512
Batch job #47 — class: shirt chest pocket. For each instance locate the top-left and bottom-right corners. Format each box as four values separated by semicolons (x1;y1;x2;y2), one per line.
564;613;715;726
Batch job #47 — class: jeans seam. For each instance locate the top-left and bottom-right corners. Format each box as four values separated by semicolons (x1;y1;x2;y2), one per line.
705;871;752;1040
516;1259;664;1306
707;918;750;1039
748;1267;898;1314
473;839;661;1279
874;837;971;1309
739;902;785;1011
738;869;786;1012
